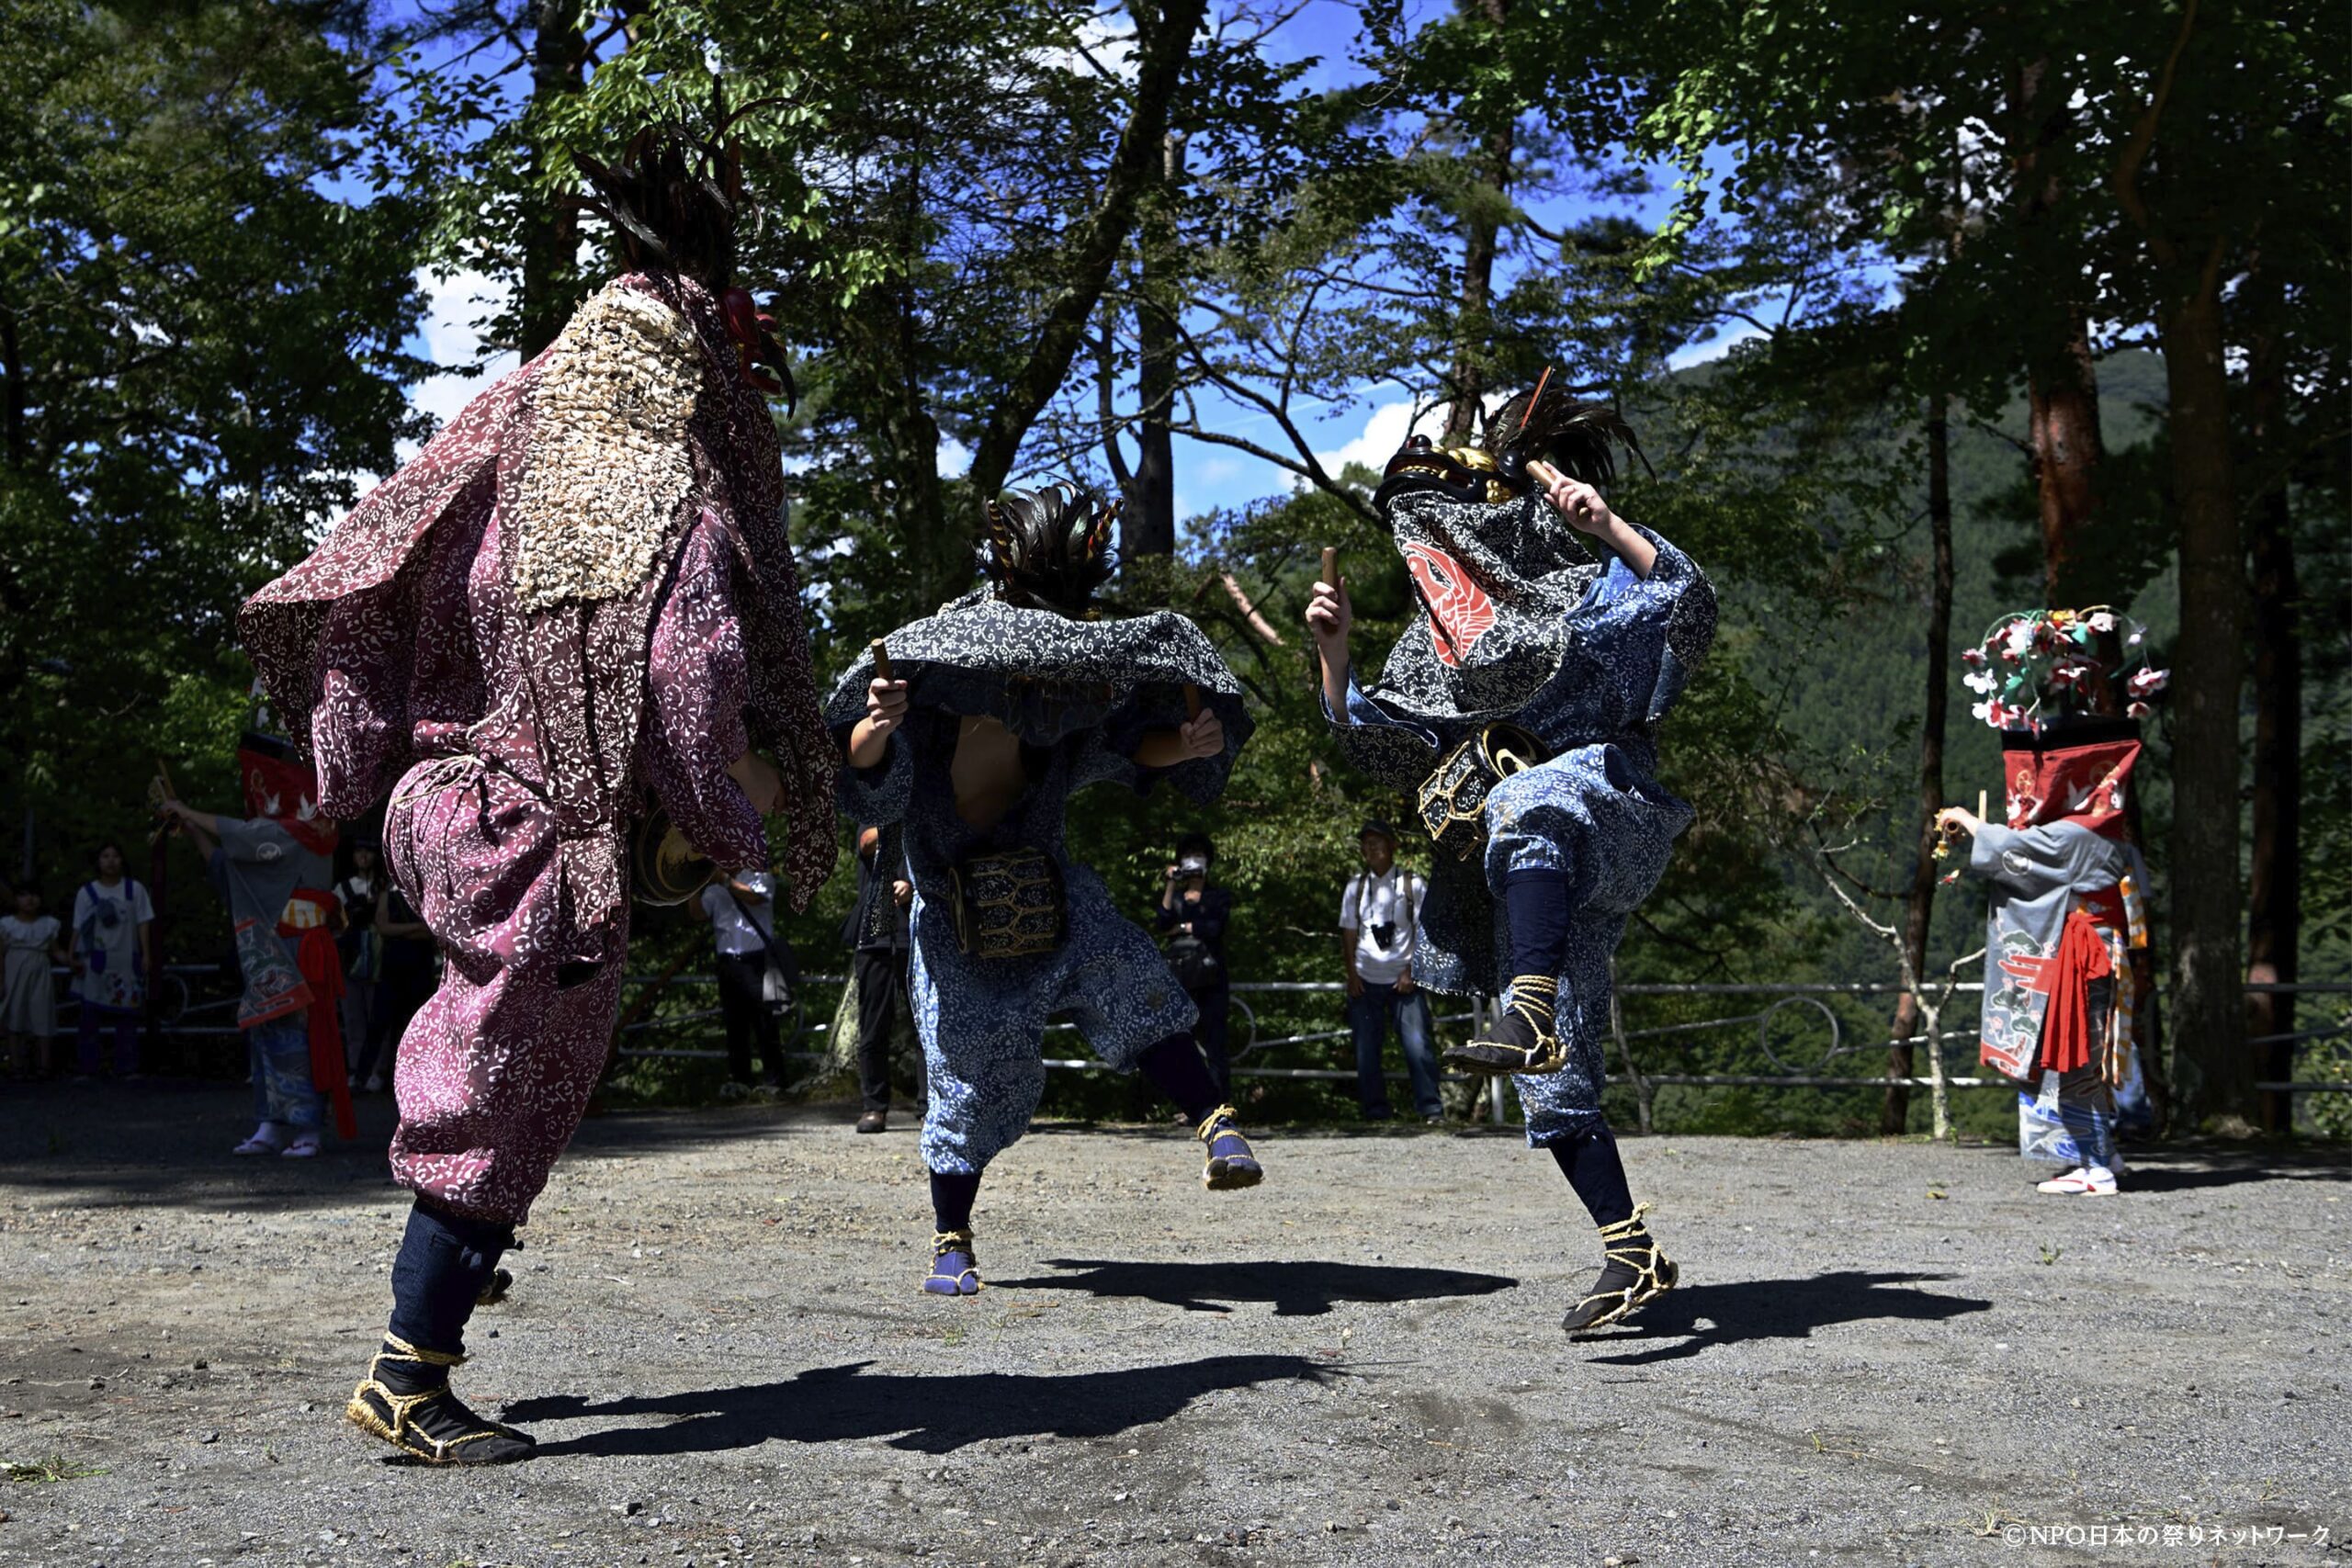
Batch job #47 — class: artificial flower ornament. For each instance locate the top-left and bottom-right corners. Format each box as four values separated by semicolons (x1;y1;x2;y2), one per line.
1963;606;2165;732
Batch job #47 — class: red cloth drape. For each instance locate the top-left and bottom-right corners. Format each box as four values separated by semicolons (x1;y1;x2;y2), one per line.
2036;908;2113;1077
278;889;356;1139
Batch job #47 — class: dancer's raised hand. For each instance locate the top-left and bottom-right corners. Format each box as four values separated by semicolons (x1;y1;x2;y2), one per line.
847;676;910;768
1528;458;1613;535
1177;709;1224;761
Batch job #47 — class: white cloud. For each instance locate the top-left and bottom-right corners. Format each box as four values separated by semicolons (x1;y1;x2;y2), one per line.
1312;399;1456;476
406;268;518;452
1668;323;1769;371
935;434;972;479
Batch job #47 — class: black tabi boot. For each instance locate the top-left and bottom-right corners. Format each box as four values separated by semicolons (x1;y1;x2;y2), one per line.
345;1337;537;1465
347;1201;534;1462
1444;974;1568;1075
1445;871;1574;1075
1560;1204;1679;1337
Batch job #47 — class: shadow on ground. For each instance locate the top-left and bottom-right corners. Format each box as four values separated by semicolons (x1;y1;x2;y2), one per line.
1582;1270;1994;1367
0;1081;857;1213
2116;1145;2352;1191
990;1258;1517;1315
508;1354;1340;1458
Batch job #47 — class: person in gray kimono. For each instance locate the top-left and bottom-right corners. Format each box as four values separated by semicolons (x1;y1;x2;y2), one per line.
1938;726;2148;1196
158;735;349;1157
1307;386;1715;1337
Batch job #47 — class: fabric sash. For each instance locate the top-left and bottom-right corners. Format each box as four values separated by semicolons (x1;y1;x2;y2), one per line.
279;888;356;1139
2036;908;2113;1078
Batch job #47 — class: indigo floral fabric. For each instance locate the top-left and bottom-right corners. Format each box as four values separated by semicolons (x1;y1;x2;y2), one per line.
1329;503;1715;1142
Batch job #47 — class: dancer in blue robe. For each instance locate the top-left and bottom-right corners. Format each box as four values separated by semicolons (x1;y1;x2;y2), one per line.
1307;389;1715;1337
831;483;1263;1296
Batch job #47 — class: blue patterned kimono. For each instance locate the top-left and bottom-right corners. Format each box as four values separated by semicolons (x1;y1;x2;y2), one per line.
1330;518;1714;1146
830;594;1250;1177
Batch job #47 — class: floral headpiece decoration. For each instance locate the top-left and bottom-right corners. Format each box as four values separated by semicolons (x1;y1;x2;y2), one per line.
1961;606;2168;731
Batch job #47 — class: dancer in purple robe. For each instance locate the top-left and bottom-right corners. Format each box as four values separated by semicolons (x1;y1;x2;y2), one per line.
242;124;837;1464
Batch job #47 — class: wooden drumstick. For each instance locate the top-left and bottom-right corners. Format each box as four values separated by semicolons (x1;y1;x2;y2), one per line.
1316;547;1342;683
870;638;895;683
150;758;182;845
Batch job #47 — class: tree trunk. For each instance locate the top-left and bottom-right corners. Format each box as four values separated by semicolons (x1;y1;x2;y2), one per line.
2026;308;2109;606
0;294;24;471
1885;392;1954;1134
517;0;589;359
2007;55;2109;608
1128;131;1186;582
2244;278;2301;1131
1442;0;1513;451
2160;254;2252;1129
966;0;1207;503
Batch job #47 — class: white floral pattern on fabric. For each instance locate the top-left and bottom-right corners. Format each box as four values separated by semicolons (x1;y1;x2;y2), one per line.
910;864;1196;1176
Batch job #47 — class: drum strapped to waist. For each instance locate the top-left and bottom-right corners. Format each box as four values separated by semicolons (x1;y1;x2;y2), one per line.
949;848;1067;960
1418;723;1551;862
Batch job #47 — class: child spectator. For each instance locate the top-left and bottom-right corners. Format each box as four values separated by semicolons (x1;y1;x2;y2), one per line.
4;884;67;1077
68;842;153;1078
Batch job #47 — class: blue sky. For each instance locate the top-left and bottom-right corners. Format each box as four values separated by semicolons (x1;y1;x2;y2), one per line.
382;0;1757;521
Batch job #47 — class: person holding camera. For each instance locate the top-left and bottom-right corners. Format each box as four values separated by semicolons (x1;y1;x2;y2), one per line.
691;869;793;1100
1339;820;1442;1122
1156;832;1235;1097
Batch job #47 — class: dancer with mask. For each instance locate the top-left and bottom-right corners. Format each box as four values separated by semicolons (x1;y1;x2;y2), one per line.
1307;386;1715;1337
242;122;836;1461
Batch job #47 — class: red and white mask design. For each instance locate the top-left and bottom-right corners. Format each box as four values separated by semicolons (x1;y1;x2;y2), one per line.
239;743;337;855
1402;541;1498;668
2003;733;2139;840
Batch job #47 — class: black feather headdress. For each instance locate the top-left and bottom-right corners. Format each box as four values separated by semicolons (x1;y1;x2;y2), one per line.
572;123;749;292
1486;385;1651;490
570;104;798;407
983;482;1119;615
1373;377;1651;517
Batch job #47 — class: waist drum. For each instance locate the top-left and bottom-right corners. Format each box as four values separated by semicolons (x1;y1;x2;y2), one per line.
1418;723;1551;862
948;849;1067;960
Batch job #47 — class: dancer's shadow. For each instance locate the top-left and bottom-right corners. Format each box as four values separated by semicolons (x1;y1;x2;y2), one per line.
989;1258;1518;1316
1584;1271;1992;1368
508;1354;1336;1458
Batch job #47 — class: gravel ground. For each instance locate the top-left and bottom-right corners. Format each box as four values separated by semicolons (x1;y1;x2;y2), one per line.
1;1080;2346;1568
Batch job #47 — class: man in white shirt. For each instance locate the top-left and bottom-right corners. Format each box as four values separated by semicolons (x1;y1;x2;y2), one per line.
691;870;788;1098
1339;820;1442;1122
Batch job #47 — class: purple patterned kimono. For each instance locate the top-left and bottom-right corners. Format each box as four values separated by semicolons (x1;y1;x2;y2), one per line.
243;271;837;1224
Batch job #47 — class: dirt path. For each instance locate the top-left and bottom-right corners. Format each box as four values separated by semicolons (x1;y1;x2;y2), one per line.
1;1082;2346;1567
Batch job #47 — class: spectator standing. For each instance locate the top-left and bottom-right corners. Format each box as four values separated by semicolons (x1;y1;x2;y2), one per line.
68;842;153;1078
1339;820;1442;1122
1157;831;1236;1096
693;869;790;1099
3;885;66;1077
842;823;915;1133
354;883;435;1093
334;840;385;1084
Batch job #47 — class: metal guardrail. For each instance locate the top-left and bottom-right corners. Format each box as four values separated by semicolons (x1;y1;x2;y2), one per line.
78;956;2349;1129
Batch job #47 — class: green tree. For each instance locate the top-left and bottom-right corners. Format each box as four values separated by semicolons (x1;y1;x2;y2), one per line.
0;0;428;905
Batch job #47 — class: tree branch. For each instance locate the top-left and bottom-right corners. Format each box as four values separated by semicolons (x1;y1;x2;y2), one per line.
966;0;1209;501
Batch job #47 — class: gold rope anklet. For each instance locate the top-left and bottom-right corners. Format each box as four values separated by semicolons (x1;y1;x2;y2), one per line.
1565;1203;1678;1338
345;1336;535;1465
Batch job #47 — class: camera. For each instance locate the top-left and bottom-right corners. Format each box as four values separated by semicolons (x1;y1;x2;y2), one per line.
1172;854;1210;881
